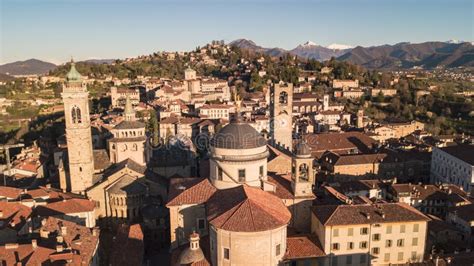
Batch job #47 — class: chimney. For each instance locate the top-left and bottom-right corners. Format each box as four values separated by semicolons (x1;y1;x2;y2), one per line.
56;244;64;252
56;235;64;244
40;229;49;239
0;210;3;218
92;227;99;236
61;226;67;236
31;239;37;249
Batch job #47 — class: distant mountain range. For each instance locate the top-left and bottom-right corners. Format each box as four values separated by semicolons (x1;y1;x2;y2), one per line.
230;39;474;69
1;40;472;75
0;58;116;76
0;59;57;76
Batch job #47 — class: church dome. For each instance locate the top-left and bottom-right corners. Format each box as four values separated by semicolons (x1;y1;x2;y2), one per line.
211;122;266;149
295;139;311;157
66;60;82;82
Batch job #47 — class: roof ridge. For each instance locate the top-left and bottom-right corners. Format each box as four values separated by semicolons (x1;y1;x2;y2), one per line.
323;205;341;226
219;201;247;229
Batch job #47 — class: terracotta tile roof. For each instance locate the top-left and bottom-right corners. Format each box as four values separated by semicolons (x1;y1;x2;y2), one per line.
449;203;474;222
321;151;387;166
36;198;95;216
267;174;295;199
110;224;144;266
439;144;474;165
0;201;32;231
304;132;377;158
0;217;99;265
284;234;326;260
207;185;291;232
390;184;469;202
312;203;430;226
167;178;217;207
0;186;23;199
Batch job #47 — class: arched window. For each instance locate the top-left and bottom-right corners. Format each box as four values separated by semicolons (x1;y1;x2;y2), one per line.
279;91;288;105
299;163;309;181
132;143;138;151
71;106;82;124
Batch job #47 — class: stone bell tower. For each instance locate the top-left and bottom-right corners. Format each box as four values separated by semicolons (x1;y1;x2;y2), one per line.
61;59;95;193
291;139;314;198
270;82;293;151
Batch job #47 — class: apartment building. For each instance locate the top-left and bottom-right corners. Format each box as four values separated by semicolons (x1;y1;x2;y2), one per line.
311;203;429;266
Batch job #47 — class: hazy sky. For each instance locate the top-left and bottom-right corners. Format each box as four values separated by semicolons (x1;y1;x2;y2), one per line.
1;0;473;64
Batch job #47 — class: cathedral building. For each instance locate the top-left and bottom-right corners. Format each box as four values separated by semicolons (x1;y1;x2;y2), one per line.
168;111;317;265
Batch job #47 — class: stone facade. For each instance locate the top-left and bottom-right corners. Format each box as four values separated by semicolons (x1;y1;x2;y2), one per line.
61;61;95;193
270;83;293;151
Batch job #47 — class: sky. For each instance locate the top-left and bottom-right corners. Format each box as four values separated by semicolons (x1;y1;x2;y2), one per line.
1;0;473;65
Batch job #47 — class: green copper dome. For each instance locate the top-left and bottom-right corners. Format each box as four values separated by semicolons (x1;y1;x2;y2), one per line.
66;59;82;81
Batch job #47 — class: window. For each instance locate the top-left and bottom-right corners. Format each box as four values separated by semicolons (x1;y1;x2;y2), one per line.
197;218;205;230
279;91;288;104
332;243;340;250
238;169;246;182
372;234;380;241
347;242;354;250
386;225;392;234
400;225;406;233
276;244;281;256
372;247;380;255
411;251;417;261
224;248;230;260
348;228;354;236
385;239;392;247
384;253;390;262
412;237;418;246
217;167;223;180
346;256;352;265
359;241;368;249
259;165;264;177
360;227;368;235
71;106;82;124
413;224;419;232
397;239;404;247
333;228;339;237
360;254;367;264
397;252;404;261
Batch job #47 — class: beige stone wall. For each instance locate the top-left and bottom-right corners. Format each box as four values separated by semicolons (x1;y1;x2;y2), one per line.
62;86;94;193
210;145;268;189
334;163;378;176
311;212;428;266
210;225;287;266
169;204;207;249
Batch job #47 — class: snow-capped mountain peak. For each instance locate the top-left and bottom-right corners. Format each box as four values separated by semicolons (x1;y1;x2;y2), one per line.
327;43;353;50
302;41;317;47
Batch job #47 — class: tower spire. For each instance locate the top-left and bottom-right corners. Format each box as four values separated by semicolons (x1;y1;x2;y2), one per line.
124;95;135;121
66;57;82;82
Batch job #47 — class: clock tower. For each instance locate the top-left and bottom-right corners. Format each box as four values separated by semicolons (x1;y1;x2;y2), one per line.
61;60;95;193
270;82;293;151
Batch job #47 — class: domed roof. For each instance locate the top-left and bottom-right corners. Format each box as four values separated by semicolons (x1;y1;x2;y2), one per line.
295;139;312;157
66;60;82;82
207;185;291;232
211;122;266;149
